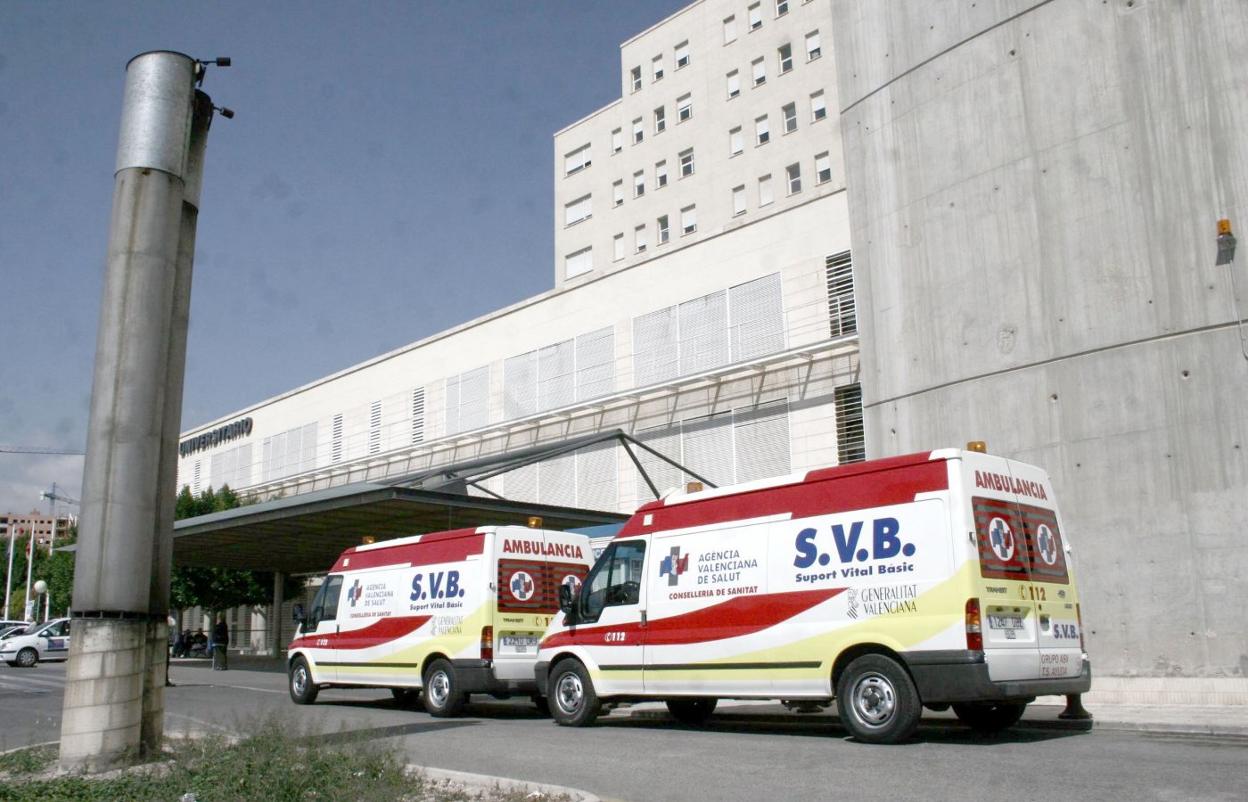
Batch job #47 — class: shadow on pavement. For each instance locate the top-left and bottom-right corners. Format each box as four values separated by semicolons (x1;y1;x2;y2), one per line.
601;712;1090;746
297;720;479;745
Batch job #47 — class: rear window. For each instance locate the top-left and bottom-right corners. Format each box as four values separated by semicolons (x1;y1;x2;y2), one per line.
498;559;590;613
973;496;1069;584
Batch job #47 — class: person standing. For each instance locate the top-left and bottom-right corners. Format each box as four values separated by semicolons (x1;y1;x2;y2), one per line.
212;614;229;671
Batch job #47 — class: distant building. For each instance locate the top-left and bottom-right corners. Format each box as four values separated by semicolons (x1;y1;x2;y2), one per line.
1;511;75;551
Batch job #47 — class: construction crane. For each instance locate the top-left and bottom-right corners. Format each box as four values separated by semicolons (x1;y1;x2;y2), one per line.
41;483;80;507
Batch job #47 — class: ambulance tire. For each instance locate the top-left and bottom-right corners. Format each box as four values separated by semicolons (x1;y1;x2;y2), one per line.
548;659;601;727
391;687;421;708
666;698;718;725
952;701;1027;734
288;657;319;705
422;659;466;717
835;654;921;744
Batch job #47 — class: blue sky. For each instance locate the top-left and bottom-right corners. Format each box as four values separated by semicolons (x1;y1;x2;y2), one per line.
0;0;687;515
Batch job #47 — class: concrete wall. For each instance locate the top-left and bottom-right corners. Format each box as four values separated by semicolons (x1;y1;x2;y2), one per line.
832;0;1248;676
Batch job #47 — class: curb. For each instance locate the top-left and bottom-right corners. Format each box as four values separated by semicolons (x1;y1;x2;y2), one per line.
410;764;602;802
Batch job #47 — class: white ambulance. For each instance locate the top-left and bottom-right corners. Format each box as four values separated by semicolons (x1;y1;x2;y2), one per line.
288;524;592;716
536;446;1092;743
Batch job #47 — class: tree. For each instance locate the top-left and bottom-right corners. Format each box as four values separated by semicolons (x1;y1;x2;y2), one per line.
171;485;301;616
3;530;49;619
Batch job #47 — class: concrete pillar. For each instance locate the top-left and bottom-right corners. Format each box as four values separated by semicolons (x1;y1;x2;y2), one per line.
62;51;212;772
271;572;285;659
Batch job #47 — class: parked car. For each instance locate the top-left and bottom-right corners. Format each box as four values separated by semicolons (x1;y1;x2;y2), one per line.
0;618;70;667
0;619;29;632
0;624;31;640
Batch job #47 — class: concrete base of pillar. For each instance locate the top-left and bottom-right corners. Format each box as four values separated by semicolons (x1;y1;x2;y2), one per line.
140;620;168;753
59;619;149;773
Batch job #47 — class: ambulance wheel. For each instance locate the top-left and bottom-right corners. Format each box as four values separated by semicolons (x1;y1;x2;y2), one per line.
16;648;38;668
835;654;921;744
423;659;466;717
391;687;421;708
288;657;319;705
952;701;1027;733
666;698;718;725
548;659;600;727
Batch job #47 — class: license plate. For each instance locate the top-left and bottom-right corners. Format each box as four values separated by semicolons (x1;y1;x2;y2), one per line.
989;614;1024;631
499;635;539;654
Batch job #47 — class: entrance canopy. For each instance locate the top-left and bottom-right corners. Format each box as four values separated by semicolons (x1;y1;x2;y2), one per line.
172;482;627;573
171;429;702;574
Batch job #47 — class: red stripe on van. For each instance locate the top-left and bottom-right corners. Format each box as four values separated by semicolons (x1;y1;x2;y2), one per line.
331;531;485;572
618;453;948;537
289;614;431;651
540;588;842;649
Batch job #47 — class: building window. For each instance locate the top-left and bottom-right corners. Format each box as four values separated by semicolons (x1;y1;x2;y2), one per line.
612;128;623;153
834;383;866;464
654;105;666;134
723;15;737;44
613;233;625;261
748;3;762;30
806;30;822;60
564;194;592;226
826;250;857;338
630;65;642;93
634;169;645;198
675;40;690;69
677;93;693;122
331;413;343;462
681;205;697;235
786;162;802;195
815;151;832;184
411;388;425;445
679;148;695;177
635;223;648;253
565;246;593;278
730;126;744;156
613;179;624;207
776;0;789;16
778;43;793;74
811;90;827;122
759;173;774;206
727;70;741;99
782;102;797;133
652;55;664;82
633;117;644;145
732;185;746;216
657;214;670;243
752;57;766;87
563;143;591;176
755;115;770;145
656;159;668;188
369;400;381;455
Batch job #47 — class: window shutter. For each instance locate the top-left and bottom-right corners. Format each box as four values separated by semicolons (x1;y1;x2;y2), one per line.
826;250;857;337
369;401;381;454
504;463;538;503
538;339;576;411
577;443;617;510
505;351;538;419
835;383;866;463
411;388;425;444
539;453;576;505
635;425;682;500
576;326;615;401
678;290;729;374
634;306;679;386
730;273;785;361
733;400;790;482
681;412;734;487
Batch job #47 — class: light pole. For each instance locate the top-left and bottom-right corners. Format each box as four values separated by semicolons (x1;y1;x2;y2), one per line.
33;580;47;623
22;525;35;621
3;526;16;618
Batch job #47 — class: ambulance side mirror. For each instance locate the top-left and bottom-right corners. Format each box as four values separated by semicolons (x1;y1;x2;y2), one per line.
558;583;575;614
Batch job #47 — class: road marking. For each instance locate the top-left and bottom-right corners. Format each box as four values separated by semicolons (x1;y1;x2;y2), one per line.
0;673;65;689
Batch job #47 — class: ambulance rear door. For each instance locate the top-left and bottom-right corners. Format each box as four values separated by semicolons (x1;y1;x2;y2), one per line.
493;528;593;682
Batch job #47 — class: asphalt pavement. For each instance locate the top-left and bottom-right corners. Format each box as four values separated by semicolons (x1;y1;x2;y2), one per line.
3;658;1247;802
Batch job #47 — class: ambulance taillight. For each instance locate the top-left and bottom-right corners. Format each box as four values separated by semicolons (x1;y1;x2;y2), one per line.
480;626;494;662
965;598;983;651
1076;603;1086;652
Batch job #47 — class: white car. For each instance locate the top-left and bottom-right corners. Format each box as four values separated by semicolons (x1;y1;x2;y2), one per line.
1;618;71;668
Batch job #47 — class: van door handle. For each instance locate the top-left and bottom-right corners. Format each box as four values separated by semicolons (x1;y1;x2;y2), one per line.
640;610;647;628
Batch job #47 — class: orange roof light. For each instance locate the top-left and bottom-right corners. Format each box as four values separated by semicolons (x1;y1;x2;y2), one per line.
1218;218;1233;236
966;441;988;453
527;516;543;528
360;535;376;545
